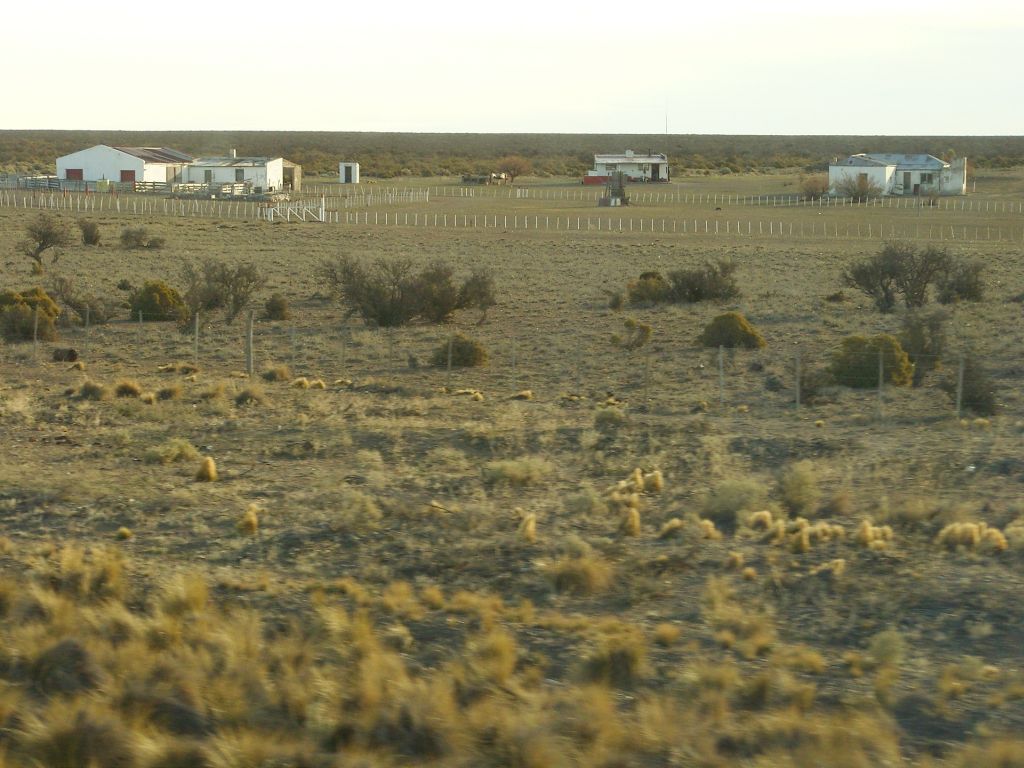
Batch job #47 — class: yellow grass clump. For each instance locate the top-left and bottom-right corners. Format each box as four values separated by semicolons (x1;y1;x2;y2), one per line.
235;386;267;406
238;504;259;535
144;438;200;465
657;518;686;540
290;376;311;389
856;519;894;549
548;551;614;595
936;522;1008;553
517;511;537;544
115;527;133;540
700;519;722;540
510;389;533;400
139;391;157;405
77;380;108;401
309;378;327;389
620;507;641;537
195;456;218;482
156;384;182;401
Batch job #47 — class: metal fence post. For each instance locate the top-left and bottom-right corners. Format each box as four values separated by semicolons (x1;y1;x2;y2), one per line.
245;311;255;376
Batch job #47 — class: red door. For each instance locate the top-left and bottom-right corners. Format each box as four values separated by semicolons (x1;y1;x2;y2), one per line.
120;170;136;183
65;168;83;180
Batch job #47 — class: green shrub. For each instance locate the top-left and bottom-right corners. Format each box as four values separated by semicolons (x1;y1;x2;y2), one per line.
941;355;998;416
778;461;821;516
262;293;291;321
431;333;488;368
829;334;913;388
698;312;765;349
129;281;186;322
937;260;984;304
668;260;741;303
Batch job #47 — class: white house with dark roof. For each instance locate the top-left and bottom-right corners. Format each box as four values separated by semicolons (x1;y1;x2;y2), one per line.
829;153;967;196
56;145;193;185
183;151;284;192
584;149;669;185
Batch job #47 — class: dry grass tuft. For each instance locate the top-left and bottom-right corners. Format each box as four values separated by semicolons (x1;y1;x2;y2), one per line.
114;379;143;398
139;391;156;404
856;519;894;549
510;389;533;400
156;384;182;401
578;622;648;687
483;456;553;487
234;386;267;406
517;510;537;543
778;460;821;516
144;438;199;465
548;551;614;595
620;507;641;537
657;518;686;540
115;527;133;540
69;360;85;371
238;504;259;535
290;376;310;389
653;623;682;647
195;456;218;482
261;364;292;382
937;522;1008;552
77;380;108;401
309;378;327;389
746;509;774;530
700;519;722;540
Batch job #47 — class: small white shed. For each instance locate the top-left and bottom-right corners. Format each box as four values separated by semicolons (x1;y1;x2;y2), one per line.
185;153;285;192
56;145;192;186
339;162;360;184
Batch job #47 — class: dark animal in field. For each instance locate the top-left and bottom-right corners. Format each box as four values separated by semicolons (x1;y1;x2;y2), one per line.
52;348;79;362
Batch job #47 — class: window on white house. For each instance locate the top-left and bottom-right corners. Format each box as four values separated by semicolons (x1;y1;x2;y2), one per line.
921;173;934;184
606;164;617;171
235;169;244;182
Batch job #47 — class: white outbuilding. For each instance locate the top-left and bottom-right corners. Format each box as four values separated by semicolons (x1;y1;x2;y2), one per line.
829;153;967;196
55;145;192;187
339;162;360;184
184;152;285;192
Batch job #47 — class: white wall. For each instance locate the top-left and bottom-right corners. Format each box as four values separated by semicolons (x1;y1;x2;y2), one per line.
56;145;143;183
828;164;893;195
184;159;283;191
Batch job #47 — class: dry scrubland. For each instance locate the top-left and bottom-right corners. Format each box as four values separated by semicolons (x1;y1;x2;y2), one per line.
1;170;1024;766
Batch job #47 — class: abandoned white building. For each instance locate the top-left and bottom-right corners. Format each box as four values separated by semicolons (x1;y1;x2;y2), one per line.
828;153;967;196
184;152;285;193
55;145;193;187
584;150;670;185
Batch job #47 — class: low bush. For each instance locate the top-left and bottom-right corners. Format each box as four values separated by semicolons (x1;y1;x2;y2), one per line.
900;309;947;386
129;281;186;322
262;293;290;321
626;272;672;306
941;355;998;416
778;461;821;516
48;275;121;325
317;255;496;327
702;479;767;534
829;334;913;388
77;219;101;246
668;259;741;303
0;287;60;342
431;333;488;367
698;312;766;349
122;227;164;249
937;260;984;304
843;242;953;312
180;258;266;324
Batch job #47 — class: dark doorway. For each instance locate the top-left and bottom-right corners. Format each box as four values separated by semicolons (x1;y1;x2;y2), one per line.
120;170;136;183
651;164;660;182
344;166;352;183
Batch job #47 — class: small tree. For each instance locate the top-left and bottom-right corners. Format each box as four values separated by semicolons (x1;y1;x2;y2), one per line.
800;175;829;200
842;242;950;312
497;155;533;184
936;260;984;304
20;213;70;273
835;174;884;201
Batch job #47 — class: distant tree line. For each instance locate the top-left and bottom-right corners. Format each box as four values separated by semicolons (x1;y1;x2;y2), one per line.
1;130;1022;178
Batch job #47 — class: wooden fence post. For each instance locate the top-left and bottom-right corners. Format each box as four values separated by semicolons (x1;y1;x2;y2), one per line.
246;311;255;376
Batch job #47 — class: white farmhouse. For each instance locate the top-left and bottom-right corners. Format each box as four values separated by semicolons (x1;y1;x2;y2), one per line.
56;145;192;186
184;152;285;193
584;149;669;185
829;153;967;196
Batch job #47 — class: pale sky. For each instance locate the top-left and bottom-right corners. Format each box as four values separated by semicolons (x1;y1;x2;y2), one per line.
5;0;1022;134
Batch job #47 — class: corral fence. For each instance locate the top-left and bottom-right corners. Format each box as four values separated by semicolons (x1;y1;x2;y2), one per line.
4;305;1004;425
2;189;1022;244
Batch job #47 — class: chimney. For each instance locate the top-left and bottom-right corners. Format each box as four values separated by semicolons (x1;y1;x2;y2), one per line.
231;148;237;159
